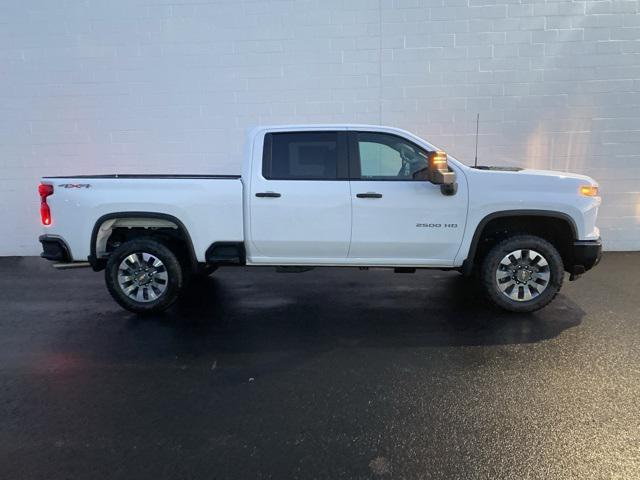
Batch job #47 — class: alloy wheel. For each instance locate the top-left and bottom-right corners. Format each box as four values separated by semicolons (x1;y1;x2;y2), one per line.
117;252;168;303
495;249;551;302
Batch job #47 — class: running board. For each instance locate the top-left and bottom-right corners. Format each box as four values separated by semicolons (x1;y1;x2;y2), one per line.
276;266;314;273
52;262;91;270
394;267;416;273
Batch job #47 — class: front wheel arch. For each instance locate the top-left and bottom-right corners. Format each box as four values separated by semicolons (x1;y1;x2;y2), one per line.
462;211;577;276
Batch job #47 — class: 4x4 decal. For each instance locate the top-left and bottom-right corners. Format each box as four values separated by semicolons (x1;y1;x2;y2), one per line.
58;184;91;189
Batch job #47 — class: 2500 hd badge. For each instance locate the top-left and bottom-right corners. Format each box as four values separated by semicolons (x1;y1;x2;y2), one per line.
416;223;458;228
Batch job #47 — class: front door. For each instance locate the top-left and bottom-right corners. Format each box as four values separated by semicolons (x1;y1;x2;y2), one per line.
249;130;352;263
348;131;468;265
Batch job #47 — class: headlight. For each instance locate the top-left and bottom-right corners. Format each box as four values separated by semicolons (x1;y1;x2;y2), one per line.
579;185;599;197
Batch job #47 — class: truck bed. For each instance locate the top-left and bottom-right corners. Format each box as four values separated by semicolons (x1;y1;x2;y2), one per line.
41;175;244;262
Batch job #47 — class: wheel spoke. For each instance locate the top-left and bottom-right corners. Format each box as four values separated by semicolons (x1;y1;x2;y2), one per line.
522;285;533;301
498;279;515;292
534;269;550;280
119;270;133;277
504;283;516;297
123;284;138;296
135;287;145;302
154;270;168;280
124;254;137;268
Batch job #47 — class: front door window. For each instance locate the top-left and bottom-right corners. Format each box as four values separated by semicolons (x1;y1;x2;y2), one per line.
356;132;428;180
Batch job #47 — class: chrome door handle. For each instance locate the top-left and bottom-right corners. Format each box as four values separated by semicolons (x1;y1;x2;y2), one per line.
356;192;382;198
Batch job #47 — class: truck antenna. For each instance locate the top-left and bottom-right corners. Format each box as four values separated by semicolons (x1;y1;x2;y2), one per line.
474;113;479;168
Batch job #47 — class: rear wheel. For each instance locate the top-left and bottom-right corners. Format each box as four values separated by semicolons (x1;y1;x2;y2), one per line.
479;235;564;313
105;239;183;314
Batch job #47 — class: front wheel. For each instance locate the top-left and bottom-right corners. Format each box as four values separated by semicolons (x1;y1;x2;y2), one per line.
479;235;564;313
105;239;184;314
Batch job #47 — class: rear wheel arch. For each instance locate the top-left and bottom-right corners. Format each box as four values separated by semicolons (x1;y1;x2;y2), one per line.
89;212;198;272
463;210;577;275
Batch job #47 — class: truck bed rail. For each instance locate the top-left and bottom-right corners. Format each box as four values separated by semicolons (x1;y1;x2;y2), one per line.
42;174;241;179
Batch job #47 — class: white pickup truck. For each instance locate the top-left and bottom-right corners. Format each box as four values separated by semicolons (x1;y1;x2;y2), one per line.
39;125;602;314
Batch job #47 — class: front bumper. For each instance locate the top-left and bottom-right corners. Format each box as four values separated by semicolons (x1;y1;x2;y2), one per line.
39;235;71;262
567;238;602;278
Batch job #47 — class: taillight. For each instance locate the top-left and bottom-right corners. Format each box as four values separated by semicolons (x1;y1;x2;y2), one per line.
38;183;53;225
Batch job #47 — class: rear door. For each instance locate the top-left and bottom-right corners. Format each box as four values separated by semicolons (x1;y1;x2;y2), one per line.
248;130;352;263
348;131;467;265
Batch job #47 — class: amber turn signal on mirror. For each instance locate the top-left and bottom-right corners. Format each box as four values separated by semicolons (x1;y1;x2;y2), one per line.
428;150;448;170
427;150;456;186
579;185;599;197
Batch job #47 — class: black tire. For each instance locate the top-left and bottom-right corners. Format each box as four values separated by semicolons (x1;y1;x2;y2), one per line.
479;235;564;313
105;238;183;314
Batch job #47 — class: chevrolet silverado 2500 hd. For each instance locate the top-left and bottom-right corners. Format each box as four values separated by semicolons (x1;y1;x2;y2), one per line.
38;125;602;314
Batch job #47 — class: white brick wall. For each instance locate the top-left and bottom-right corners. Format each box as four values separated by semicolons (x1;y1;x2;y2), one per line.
1;0;639;254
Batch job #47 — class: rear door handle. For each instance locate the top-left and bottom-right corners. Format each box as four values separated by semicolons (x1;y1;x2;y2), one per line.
255;192;281;198
356;192;383;198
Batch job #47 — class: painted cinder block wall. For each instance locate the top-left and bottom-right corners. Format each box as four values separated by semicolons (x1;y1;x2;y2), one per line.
1;0;639;254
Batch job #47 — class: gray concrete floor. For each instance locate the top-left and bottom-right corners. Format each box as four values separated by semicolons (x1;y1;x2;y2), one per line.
0;253;638;479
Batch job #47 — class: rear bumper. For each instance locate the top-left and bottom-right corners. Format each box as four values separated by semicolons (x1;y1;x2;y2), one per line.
567;238;602;276
39;235;71;262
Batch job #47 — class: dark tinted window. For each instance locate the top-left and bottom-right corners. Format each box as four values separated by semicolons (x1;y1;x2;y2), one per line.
263;132;340;180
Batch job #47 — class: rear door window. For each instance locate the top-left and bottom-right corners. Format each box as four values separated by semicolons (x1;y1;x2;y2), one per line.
263;132;347;180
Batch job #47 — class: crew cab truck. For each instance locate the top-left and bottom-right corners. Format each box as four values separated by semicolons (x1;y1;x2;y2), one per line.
38;125;602;314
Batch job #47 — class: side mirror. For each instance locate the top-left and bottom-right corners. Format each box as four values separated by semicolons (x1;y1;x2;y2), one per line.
427;150;456;185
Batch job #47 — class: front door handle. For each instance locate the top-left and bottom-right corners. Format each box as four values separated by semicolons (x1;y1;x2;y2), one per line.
356;192;382;199
255;192;281;198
